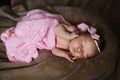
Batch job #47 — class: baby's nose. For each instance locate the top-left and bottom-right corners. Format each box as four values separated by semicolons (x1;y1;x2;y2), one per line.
77;47;83;53
77;48;81;52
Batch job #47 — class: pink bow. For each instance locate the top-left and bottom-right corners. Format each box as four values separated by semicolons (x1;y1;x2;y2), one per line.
77;23;100;40
77;23;101;53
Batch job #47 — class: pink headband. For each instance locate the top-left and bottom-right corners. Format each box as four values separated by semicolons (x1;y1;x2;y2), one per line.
77;23;101;53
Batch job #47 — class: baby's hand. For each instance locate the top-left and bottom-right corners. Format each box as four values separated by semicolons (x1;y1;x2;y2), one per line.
63;52;74;63
66;56;74;63
70;30;79;40
72;56;79;60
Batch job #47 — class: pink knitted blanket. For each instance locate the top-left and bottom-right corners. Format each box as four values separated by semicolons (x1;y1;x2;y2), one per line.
0;9;67;63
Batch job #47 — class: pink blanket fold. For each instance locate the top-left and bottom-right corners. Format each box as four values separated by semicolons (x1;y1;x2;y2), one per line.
0;9;67;63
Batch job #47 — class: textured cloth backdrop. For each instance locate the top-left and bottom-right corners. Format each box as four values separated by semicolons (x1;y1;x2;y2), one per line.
0;0;119;80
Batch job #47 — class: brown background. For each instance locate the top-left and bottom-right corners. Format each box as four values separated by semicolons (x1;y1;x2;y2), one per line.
0;0;120;80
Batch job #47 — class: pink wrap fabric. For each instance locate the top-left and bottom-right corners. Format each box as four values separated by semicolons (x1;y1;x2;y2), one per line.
1;9;100;63
0;9;68;63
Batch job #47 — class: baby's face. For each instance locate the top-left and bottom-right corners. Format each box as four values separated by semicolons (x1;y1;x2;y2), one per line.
69;34;98;59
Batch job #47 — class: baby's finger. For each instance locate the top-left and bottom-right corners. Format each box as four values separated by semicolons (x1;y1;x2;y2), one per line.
66;56;74;63
68;58;74;63
72;57;79;60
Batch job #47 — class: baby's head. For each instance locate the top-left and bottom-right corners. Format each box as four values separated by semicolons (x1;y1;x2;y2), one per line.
69;33;100;59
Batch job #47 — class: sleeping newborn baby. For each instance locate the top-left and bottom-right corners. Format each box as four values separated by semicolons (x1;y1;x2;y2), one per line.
0;9;101;63
53;23;100;62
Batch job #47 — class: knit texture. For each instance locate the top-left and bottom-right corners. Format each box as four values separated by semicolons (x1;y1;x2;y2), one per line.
0;9;67;63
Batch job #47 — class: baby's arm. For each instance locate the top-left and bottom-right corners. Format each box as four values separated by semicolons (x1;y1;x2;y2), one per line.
52;48;74;62
55;24;79;40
